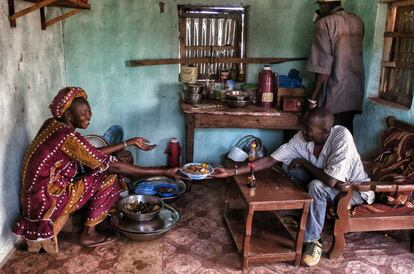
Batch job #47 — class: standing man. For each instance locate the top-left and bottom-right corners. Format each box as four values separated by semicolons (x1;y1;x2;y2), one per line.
212;108;373;267
307;0;365;134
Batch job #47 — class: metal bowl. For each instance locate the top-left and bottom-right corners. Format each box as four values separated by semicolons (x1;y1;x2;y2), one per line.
130;176;187;202
116;230;164;241
118;195;164;221
225;90;250;101
111;204;180;241
183;93;203;104
182;83;205;94
225;99;250;108
85;135;108;148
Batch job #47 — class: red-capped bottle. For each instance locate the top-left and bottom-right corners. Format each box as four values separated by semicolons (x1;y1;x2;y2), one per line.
247;141;257;188
165;138;181;167
257;65;276;108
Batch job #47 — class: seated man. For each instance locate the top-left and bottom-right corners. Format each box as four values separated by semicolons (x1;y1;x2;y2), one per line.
14;87;180;248
213;108;373;267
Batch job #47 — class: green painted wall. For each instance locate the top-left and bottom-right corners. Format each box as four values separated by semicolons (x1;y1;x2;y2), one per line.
63;0;317;165
60;0;404;164
63;0;389;166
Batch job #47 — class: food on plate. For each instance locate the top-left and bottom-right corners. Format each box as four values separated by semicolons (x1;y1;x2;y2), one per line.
183;163;211;175
123;201;161;214
156;186;175;194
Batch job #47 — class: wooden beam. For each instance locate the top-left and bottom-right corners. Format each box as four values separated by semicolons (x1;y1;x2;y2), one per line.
40;7;46;30
127;57;307;67
8;0;16;27
45;9;81;28
382;61;414;70
25;0;90;9
9;0;57;21
384;32;414;38
184;45;237;51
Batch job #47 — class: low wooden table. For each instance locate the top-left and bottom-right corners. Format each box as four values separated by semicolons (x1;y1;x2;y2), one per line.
223;161;313;270
181;101;302;163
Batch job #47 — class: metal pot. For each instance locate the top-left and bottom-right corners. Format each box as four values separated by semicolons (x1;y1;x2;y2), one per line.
225;99;250;108
182;83;205;94
183;92;203;104
225;90;250;101
118;194;164;221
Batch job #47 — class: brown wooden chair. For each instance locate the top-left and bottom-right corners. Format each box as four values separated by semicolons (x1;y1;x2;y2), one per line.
328;116;414;259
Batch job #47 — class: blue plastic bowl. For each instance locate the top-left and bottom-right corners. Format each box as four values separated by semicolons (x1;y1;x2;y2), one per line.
154;183;177;198
134;181;157;195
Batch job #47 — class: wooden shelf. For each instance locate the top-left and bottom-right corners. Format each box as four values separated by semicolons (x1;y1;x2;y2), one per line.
223;209;296;260
25;0;89;9
127;57;307;67
8;0;90;30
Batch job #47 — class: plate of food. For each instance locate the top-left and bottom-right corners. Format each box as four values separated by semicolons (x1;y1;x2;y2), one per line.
154;183;177;198
180;162;214;180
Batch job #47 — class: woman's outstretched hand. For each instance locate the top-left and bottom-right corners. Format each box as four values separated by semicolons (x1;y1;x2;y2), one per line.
126;137;157;151
210;167;234;178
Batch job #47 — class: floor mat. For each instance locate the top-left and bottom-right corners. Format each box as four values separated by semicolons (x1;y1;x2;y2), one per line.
2;180;414;274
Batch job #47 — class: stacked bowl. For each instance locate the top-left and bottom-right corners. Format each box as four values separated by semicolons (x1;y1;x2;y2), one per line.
181;83;205;104
224;90;251;108
111;194;180;241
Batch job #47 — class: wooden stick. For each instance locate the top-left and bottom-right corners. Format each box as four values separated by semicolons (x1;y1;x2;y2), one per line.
9;0;57;21
127;57;307;67
8;0;16;27
40;7;46;30
45;9;81;28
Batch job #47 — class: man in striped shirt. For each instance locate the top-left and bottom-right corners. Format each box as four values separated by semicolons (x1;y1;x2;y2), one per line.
213;108;373;267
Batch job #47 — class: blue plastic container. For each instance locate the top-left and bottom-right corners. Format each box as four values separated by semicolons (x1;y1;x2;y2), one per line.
134;181;157;195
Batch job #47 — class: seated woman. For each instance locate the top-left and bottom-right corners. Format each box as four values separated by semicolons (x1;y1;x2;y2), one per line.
13;87;180;248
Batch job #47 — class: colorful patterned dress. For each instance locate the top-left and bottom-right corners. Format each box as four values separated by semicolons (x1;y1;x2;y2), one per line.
14;118;123;241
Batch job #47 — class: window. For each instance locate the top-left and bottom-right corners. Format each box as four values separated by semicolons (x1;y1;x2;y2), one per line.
378;0;414;109
177;5;248;80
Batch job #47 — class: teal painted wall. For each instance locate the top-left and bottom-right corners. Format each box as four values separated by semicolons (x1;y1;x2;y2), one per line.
63;0;317;166
63;0;392;165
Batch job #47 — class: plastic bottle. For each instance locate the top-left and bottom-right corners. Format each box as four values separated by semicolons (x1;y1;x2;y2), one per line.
257;65;276;108
165;138;181;167
247;141;257;188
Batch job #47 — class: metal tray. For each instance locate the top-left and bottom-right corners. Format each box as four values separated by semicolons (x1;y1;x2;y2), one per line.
130;176;187;202
111;204;180;234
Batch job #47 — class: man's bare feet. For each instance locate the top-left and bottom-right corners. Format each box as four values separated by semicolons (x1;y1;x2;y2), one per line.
80;225;119;247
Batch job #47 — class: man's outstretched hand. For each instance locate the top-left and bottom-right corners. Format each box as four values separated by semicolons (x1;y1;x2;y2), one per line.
210;167;234;178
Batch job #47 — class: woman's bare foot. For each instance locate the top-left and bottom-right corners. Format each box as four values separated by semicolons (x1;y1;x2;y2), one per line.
80;226;119;247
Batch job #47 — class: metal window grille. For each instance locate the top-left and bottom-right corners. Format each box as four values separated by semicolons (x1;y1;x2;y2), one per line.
178;5;247;79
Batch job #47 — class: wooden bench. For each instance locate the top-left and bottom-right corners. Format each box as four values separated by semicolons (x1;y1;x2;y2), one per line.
329;116;414;258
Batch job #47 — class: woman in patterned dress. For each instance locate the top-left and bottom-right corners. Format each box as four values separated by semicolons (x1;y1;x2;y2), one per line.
14;87;180;248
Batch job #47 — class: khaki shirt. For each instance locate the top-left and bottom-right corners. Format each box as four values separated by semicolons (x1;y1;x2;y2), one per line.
307;8;365;114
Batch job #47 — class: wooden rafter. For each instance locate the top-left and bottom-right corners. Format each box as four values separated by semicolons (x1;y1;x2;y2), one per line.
8;0;89;30
127;57;307;67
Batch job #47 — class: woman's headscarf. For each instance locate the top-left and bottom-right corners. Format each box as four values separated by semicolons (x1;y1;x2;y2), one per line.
49;87;88;119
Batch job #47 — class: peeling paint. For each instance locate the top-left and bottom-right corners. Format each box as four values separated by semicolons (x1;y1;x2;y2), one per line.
0;1;66;263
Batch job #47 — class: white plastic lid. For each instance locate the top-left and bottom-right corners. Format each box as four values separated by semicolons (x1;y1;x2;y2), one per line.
264;65;272;71
170;138;178;143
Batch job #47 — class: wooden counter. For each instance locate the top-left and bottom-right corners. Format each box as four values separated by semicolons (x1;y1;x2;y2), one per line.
180;101;302;163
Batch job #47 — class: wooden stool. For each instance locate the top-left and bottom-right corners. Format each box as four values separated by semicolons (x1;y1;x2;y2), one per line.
26;214;69;255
